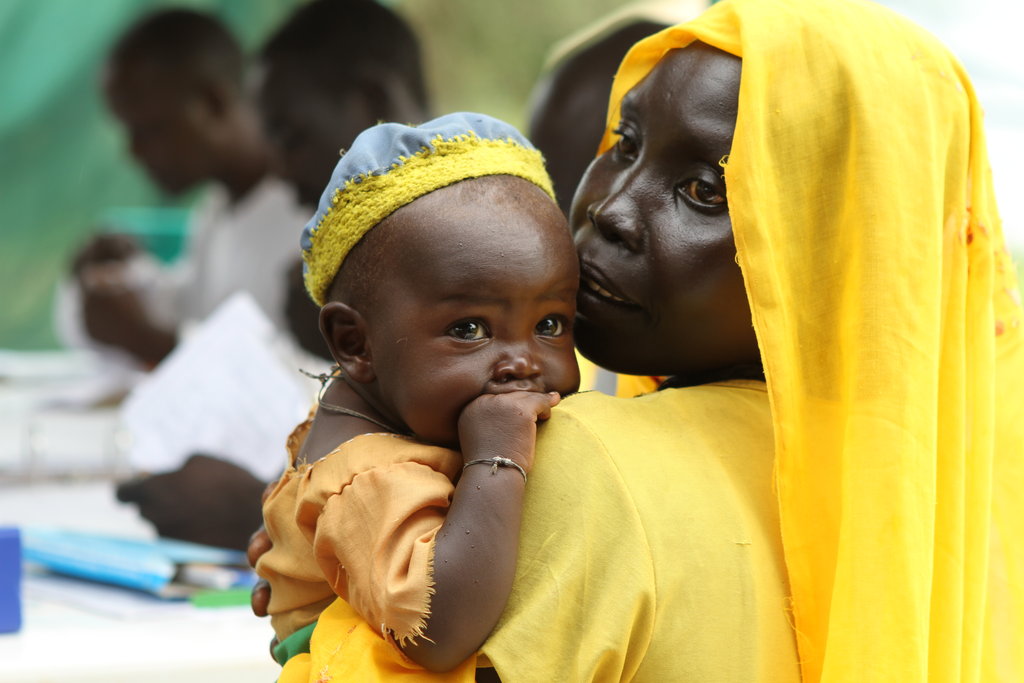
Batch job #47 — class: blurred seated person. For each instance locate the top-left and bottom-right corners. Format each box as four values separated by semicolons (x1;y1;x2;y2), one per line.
60;8;308;367
117;0;432;550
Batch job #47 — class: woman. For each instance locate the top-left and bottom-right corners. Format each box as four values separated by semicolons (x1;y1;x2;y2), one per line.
259;0;1024;680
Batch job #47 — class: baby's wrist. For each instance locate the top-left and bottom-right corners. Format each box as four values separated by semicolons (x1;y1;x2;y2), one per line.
462;456;528;483
460;445;531;470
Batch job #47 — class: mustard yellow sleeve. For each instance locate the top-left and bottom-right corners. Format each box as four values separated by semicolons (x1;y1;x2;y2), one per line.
293;435;462;645
257;417;337;641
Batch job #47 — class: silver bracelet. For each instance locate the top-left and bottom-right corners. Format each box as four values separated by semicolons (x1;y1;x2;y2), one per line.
462;456;527;483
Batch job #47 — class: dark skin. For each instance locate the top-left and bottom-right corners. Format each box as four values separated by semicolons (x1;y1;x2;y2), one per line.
298;175;579;672
116;454;265;551
253;45;760;675
74;57;272;366
71;234;177;365
104;59;269;201
254;60;427;209
572;43;761;380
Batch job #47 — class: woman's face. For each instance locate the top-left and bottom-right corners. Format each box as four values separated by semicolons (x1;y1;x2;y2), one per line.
571;43;760;377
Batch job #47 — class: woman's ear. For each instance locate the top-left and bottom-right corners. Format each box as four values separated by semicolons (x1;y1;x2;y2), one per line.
320;301;375;383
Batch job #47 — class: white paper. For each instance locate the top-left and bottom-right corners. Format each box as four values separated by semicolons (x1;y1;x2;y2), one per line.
120;292;309;481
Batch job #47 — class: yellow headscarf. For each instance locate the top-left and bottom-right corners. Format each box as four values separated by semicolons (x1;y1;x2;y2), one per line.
600;0;1024;680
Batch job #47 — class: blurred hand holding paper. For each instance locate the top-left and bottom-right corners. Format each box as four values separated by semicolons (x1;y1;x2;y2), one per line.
120;292;308;482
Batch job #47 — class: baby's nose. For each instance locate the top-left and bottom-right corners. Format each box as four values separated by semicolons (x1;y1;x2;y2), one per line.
493;352;541;383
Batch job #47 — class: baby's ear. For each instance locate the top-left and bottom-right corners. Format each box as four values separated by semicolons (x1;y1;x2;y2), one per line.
319;302;375;383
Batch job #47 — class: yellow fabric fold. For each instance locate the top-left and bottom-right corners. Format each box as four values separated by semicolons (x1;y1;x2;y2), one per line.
599;0;1023;680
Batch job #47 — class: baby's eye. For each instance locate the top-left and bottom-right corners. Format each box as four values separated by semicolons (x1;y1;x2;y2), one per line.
447;320;489;341
679;179;726;208
612;125;638;160
535;316;566;337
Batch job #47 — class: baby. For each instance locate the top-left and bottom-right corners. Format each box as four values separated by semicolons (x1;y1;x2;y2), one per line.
256;112;580;678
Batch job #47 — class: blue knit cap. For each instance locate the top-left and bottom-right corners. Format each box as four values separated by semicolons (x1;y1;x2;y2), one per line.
300;112;555;305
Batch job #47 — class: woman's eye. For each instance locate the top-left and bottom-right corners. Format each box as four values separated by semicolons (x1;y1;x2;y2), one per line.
679;179;726;208
447;320;488;340
535;316;566;337
612;125;638;159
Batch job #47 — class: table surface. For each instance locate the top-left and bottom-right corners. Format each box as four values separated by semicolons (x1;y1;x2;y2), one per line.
0;350;134;483
0;481;280;682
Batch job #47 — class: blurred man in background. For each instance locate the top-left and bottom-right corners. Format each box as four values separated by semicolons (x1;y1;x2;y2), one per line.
64;8;307;367
117;0;433;550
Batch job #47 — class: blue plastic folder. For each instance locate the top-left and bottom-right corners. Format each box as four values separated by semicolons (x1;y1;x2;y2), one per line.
21;527;253;597
0;527;20;632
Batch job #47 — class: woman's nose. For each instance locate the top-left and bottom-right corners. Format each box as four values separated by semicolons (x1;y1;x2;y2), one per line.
586;189;643;252
493;350;541;383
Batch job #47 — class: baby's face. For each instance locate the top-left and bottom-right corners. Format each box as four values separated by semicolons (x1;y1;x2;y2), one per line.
364;176;580;447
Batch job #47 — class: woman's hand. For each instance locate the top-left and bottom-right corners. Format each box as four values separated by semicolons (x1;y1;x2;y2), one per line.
247;526;273;617
247;485;279;659
247;479;279;617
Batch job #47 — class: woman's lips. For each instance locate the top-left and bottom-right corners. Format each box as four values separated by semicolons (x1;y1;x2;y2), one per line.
578;262;637;307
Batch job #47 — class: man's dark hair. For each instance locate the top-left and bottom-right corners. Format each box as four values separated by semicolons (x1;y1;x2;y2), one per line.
109;8;244;91
261;0;429;111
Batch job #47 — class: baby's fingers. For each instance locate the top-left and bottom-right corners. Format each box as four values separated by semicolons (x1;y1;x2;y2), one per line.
507;390;560;422
533;391;562;421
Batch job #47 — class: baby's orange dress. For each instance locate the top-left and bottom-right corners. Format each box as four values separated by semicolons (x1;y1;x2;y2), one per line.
256;414;476;681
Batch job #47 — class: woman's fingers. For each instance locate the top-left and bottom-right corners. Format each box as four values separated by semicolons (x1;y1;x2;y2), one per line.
251;578;271;618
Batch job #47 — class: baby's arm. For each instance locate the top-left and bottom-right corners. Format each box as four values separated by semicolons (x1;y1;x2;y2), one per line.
399;390;559;672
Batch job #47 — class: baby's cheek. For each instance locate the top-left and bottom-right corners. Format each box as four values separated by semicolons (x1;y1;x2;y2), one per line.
554;350;582;394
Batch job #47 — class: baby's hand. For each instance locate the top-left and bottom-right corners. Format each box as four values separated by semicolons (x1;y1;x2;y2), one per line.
457;391;561;474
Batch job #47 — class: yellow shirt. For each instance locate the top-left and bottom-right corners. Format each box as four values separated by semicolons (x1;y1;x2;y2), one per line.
483;383;799;681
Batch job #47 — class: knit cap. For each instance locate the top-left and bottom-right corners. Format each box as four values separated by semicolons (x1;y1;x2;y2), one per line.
301;112;555;305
